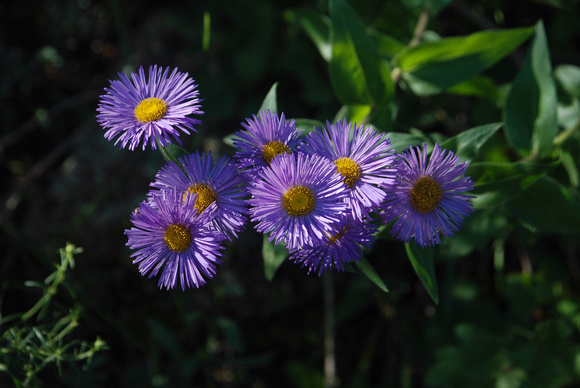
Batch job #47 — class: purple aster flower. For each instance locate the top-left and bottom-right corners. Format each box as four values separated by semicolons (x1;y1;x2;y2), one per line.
289;216;377;276
97;65;203;151
299;119;397;220
233;110;303;180
248;153;348;250
125;190;226;290
381;143;475;247
149;151;248;241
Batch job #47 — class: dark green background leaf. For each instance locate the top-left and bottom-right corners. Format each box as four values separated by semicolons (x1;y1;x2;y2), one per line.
405;244;438;304
504;22;558;158
507;176;580;233
262;235;288;281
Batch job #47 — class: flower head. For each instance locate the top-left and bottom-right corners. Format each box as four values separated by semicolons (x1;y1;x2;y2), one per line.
289;216;377;276
233;110;303;180
299;119;396;220
150;151;248;240
248;153;348;250
125;190;225;290
381;143;474;247
97;65;203;151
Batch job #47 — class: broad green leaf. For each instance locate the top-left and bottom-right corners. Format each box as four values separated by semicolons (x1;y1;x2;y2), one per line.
259;82;278;113
395;27;533;72
294;118;324;135
355;257;388;292
384;131;429;154
262;235;288;281
405;244;438;304
507;176;580;233
447;76;502;101
440;122;502;163
286;9;331;61
368;29;406;58
396;27;533;95
555;64;580;98
504;22;558;158
468;160;559;209
329;0;393;105
333;104;372;124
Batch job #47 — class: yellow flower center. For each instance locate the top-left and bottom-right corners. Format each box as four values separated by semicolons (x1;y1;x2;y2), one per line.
328;226;347;244
185;183;218;214
164;224;192;252
410;176;443;213
282;186;315;216
262;141;291;165
334;157;362;188
134;97;168;123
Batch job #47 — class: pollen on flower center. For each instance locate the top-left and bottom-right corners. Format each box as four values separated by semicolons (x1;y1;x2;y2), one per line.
334;157;362;188
164;224;192;252
328;226;347;244
186;183;218;214
410;176;443;213
134;97;168;123
283;186;316;216
262;141;290;165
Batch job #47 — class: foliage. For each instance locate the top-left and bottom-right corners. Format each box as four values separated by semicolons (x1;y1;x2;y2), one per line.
0;244;107;387
2;0;580;386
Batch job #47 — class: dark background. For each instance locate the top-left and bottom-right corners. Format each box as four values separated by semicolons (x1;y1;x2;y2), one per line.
1;0;580;386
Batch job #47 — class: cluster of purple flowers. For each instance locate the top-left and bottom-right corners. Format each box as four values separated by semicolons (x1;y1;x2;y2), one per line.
97;65;475;290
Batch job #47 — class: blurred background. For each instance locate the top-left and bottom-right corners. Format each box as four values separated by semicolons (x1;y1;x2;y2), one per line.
1;0;580;386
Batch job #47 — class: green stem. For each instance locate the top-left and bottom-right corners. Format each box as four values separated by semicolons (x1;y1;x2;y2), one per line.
554;119;580;147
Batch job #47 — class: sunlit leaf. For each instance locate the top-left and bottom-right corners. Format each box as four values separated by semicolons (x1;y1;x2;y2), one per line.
440;122;502;163
396;27;533;95
329;0;393;105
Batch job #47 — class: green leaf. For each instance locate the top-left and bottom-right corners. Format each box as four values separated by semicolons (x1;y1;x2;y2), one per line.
440;122;502;163
333;104;372;124
504;22;558;159
368;29;406;58
396;27;533;95
384;131;429;154
447;76;502;101
400;0;452;12
329;0;393;105
555;64;580;98
294;118;324;136
405;244;438;304
507;176;580;234
395;27;533;72
259;82;278;113
354;257;388;293
216;318;244;353
262;235;288;281
286;9;331;61
468;160;559;209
